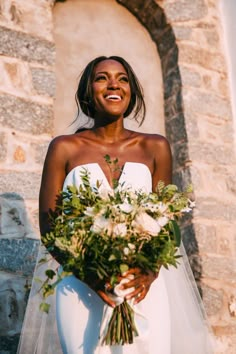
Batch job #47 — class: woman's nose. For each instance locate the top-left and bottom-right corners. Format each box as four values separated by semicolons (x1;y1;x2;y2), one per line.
108;78;119;89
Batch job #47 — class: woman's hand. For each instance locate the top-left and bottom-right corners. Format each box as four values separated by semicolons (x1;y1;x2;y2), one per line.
117;268;159;304
89;268;159;307
120;268;159;304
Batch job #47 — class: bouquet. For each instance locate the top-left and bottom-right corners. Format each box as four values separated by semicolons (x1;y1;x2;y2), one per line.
39;157;194;346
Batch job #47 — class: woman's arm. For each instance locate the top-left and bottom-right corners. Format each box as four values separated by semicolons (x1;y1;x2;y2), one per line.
39;137;67;236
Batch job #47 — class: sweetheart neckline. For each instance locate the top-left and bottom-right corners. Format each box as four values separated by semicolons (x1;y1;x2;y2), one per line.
65;162;152;190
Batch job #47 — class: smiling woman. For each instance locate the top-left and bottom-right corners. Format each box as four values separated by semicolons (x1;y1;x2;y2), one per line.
18;56;214;354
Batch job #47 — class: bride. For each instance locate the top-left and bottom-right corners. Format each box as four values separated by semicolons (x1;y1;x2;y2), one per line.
18;56;214;353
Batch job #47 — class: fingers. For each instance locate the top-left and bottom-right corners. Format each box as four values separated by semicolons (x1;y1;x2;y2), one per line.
97;289;116;308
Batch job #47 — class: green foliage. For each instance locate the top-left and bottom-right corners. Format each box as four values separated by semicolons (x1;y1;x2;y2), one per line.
39;156;194;345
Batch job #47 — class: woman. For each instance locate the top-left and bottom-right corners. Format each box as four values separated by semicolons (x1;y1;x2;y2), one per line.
18;56;214;354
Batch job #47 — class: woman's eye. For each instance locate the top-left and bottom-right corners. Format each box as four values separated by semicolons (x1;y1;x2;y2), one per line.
120;76;129;82
94;75;106;81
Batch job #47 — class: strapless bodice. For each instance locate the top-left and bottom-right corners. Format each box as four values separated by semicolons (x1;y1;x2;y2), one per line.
63;162;152;193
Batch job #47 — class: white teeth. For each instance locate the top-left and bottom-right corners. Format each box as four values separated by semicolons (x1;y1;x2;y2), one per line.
106;95;121;101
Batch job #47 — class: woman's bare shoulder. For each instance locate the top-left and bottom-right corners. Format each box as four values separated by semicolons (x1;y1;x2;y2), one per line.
131;131;170;148
48;132;87;151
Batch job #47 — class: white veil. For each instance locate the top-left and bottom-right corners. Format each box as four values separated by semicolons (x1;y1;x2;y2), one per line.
17;242;215;354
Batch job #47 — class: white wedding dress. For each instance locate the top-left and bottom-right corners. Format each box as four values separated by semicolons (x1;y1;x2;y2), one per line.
17;162;215;354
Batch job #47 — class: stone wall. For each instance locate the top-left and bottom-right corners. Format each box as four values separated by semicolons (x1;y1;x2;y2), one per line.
0;0;235;353
160;1;236;352
0;0;55;352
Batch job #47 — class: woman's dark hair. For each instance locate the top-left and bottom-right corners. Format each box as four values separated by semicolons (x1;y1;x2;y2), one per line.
75;56;146;127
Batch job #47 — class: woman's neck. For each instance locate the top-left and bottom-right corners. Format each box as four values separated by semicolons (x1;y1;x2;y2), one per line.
92;118;129;143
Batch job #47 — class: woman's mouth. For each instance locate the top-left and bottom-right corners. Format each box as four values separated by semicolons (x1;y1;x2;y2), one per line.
105;95;122;101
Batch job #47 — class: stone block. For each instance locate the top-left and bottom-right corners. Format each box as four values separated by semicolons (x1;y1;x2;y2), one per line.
164;0;208;22
179;44;226;73
0;57;33;96
194;222;217;253
161;45;178;77
31;141;50;165
0;272;29;336
172;166;192;189
0;172;41;200
185;90;232;120
0;26;55;66
172;26;192;40
0;238;39;275
189;143;235;165
31;67;56;97
226;175;236;195
204;29;220;47
164;90;183;121
0;0;53;41
165;113;187;143
202;255;235;283
157;25;176;58
201;284;224;317
0;132;7;162
0;94;53;135
0;194;36;239
195;197;236;222
164;66;182;99
179;65;201;88
172;141;190;171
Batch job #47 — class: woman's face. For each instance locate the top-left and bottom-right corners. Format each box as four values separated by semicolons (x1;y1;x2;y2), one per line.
91;59;131;120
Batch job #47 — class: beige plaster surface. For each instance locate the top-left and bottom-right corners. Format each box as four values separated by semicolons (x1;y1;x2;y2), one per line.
53;0;165;136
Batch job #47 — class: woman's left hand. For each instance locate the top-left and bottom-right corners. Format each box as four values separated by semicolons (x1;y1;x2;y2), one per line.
119;268;159;304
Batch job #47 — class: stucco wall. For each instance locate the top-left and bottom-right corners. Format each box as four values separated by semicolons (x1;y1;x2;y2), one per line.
0;0;235;353
53;0;165;136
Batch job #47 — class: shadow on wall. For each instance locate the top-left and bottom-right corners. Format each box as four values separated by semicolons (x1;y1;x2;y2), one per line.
0;193;39;354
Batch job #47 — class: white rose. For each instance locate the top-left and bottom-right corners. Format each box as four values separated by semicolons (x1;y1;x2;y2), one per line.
98;186;114;199
132;212;161;236
128;243;136;251
157;216;169;227
113;223;127;237
157;202;168;214
123;247;129;256
84;207;95;216
118;203;134;214
90;216;113;235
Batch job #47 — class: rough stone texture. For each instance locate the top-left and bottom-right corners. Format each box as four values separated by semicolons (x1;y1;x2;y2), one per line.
179;44;227;73
193;222;217;253
31;67;56;97
195;198;236;222
0;132;7;162
189;143;235;165
0;94;53;135
165;113;187;143
0;26;55;65
0;172;41;200
201;284;224;317
202;256;236;283
31;141;50;165
0;238;39;275
164;0;208;22
179;65;202;88
0;0;54;41
13;146;26;163
0;272;30;335
184;90;232;119
0;194;36;239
